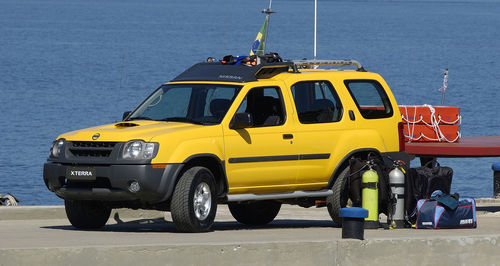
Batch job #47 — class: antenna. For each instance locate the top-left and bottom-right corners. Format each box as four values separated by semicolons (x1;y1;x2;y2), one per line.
314;0;317;60
117;55;125;122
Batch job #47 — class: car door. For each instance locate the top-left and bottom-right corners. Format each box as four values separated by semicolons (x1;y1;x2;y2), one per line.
223;85;298;194
287;80;349;190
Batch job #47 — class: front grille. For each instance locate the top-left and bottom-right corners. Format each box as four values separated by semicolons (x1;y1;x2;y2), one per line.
65;177;112;189
69;141;117;158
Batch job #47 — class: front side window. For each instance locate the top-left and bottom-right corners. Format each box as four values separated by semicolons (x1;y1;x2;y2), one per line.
345;80;393;119
291;81;343;124
235;86;285;127
128;84;241;125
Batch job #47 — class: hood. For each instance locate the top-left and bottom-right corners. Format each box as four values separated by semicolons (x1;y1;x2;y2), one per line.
58;120;205;142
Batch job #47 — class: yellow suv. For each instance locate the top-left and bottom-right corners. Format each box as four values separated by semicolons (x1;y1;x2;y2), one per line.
43;59;404;232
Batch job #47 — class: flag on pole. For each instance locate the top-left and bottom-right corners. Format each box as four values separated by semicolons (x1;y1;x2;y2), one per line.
250;16;269;56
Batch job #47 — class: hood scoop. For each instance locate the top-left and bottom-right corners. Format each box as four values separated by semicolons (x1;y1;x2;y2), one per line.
114;122;140;128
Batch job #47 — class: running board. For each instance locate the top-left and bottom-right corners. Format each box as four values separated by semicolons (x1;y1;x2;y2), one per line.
226;189;333;202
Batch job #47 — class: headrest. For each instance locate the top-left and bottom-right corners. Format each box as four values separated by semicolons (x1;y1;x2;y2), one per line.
313;99;334;109
210;99;231;117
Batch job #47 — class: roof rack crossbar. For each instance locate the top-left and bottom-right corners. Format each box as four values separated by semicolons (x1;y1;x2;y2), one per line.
291;59;365;72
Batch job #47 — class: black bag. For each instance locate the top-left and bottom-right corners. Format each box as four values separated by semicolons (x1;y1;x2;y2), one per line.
415;197;476;229
221;55;235;64
260;52;283;63
348;157;364;207
369;155;392;216
405;161;453;223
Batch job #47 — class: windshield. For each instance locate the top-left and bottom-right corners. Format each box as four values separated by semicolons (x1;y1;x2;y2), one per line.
127;84;241;125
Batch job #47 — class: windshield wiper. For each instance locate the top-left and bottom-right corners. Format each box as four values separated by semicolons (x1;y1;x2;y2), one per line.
127;116;153;121
161;117;204;125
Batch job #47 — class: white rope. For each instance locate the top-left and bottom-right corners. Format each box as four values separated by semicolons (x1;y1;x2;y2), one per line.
401;106;461;125
403;105;419;142
403;131;461;143
402;114;461;125
420;131;461;142
439;114;462;125
401;104;460;143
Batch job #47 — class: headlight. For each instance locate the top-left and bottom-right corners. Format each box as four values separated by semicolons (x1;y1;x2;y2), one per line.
122;141;158;160
51;139;65;157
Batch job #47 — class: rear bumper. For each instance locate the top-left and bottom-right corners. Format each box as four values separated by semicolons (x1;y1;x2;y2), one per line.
43;163;183;203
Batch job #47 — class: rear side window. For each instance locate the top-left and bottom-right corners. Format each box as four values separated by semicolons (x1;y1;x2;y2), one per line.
345;80;393;119
291;81;343;124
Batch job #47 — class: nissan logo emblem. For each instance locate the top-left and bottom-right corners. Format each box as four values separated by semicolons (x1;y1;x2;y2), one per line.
92;133;100;140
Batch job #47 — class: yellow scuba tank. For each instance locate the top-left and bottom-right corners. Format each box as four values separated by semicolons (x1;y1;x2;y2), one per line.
362;166;379;229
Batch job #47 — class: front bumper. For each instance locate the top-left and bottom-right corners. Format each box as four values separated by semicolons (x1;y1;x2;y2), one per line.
43;162;183;203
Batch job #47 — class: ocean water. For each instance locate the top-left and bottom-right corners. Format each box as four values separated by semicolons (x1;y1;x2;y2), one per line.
1;0;499;205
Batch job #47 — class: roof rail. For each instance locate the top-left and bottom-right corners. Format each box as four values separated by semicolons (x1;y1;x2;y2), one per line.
291;59;365;72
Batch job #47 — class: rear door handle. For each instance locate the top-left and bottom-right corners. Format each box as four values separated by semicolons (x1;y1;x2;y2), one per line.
283;134;294;139
349;110;355;121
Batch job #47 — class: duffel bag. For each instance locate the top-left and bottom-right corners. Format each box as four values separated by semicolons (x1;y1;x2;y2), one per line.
405;161;453;224
415;198;477;229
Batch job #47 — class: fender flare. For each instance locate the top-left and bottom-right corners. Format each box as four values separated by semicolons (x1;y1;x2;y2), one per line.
159;153;228;203
327;148;381;188
182;153;228;196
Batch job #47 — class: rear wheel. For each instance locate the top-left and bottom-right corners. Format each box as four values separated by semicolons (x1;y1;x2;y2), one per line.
326;167;350;226
171;166;217;233
65;200;111;229
228;200;281;226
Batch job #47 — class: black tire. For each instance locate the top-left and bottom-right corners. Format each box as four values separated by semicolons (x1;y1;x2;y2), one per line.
171;166;217;233
326;167;350;226
64;200;111;229
228;200;281;226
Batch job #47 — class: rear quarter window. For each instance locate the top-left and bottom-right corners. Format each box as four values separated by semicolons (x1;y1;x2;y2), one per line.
344;80;393;119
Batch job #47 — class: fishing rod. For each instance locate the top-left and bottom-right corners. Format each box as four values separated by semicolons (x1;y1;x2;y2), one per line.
261;0;275;54
314;0;317;60
439;69;448;105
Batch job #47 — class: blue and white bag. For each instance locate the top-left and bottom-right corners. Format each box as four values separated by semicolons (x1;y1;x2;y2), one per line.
415;197;477;229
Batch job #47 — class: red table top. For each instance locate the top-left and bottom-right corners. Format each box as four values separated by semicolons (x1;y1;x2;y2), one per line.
404;136;500;157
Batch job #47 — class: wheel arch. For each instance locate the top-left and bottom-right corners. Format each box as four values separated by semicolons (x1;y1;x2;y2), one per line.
327;148;382;188
180;154;228;197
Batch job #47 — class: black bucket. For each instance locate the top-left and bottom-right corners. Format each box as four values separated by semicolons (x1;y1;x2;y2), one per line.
340;207;368;240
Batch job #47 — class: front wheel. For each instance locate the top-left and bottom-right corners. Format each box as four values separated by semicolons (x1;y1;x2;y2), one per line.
65;200;111;229
170;166;217;233
326;167;350;226
228;200;281;226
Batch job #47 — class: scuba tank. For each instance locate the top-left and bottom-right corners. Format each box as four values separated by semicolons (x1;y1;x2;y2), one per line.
389;161;406;228
362;162;379;229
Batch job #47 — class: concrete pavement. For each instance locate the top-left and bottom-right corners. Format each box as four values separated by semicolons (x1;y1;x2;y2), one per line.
1;199;499;265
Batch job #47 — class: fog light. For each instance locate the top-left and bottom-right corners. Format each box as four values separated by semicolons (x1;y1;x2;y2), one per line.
129;181;140;193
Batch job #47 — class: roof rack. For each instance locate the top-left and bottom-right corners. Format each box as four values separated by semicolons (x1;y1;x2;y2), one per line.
170;59;366;83
291;59;365;72
171;62;293;83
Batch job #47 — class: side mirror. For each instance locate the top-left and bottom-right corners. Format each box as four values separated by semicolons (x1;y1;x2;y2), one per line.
122;111;131;121
230;113;253;130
